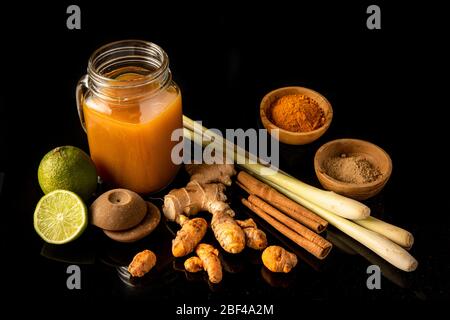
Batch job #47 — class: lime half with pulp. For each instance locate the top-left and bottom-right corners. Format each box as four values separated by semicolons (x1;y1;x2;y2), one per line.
34;190;88;244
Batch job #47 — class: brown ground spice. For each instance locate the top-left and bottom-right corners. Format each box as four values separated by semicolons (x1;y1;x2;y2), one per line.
323;154;381;184
270;94;325;132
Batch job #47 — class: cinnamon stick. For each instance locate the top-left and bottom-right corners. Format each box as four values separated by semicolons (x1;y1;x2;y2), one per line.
241;198;332;260
248;195;332;251
236;180;252;195
237;171;328;233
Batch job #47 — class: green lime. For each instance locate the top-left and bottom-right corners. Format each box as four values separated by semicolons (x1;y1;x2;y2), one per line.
38;146;97;201
34;190;88;244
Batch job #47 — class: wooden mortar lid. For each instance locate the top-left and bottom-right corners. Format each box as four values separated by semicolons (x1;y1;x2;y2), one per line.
90;188;147;231
103;202;161;243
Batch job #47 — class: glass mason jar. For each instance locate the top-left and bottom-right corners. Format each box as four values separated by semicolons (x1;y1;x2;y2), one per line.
76;40;182;194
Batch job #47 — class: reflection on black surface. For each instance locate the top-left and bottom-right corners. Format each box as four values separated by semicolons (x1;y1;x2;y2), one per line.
40;240;95;265
326;231;357;256
116;264;179;289
261;266;296;288
220;252;246;274
173;258;225;292
184;270;203;282
172;258;185;272
327;229;411;289
173;259;204;282
207;279;224;293
99;242;135;267
245;248;263;266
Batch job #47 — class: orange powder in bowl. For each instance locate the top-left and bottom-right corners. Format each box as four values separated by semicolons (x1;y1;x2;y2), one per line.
270;94;325;132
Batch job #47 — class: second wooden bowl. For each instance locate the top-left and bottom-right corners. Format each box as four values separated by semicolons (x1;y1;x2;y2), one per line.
314;139;392;200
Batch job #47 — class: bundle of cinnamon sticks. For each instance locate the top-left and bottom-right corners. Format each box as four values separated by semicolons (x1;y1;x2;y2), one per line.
237;171;332;259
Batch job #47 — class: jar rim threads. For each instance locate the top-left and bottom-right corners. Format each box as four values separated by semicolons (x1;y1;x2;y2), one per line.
87;40;171;101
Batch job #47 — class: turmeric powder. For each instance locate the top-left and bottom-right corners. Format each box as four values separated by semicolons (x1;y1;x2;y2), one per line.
270;94;325;132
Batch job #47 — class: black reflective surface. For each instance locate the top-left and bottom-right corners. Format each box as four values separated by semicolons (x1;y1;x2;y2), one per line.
0;0;448;311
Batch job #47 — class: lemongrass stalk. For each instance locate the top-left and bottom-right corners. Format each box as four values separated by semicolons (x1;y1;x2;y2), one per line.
182;116;370;220
257;176;418;272
244;164;369;220
354;217;414;249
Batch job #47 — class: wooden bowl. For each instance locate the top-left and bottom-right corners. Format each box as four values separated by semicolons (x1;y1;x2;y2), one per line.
260;86;333;145
314;139;392;200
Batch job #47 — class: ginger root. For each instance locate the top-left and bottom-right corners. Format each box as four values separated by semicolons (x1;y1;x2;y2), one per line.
128;249;157;277
164;181;229;219
186;164;236;186
236;218;268;250
195;243;223;283
262;246;297;273
164;180;245;254
184;256;204;272
172;215;208;257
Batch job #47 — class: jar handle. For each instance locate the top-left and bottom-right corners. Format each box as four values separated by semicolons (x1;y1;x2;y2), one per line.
76;75;88;133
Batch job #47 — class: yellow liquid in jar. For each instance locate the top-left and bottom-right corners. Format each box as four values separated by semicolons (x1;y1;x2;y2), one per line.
83;73;182;194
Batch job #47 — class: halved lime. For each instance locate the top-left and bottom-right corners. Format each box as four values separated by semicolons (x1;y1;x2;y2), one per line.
34;190;88;244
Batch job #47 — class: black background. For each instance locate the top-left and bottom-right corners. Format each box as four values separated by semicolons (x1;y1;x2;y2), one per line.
0;0;449;313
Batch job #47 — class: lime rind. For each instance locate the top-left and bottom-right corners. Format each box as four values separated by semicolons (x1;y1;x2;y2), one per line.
37;146;98;201
34;190;88;244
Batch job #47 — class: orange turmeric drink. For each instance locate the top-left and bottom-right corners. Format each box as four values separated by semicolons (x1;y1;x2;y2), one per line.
76;41;182;194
